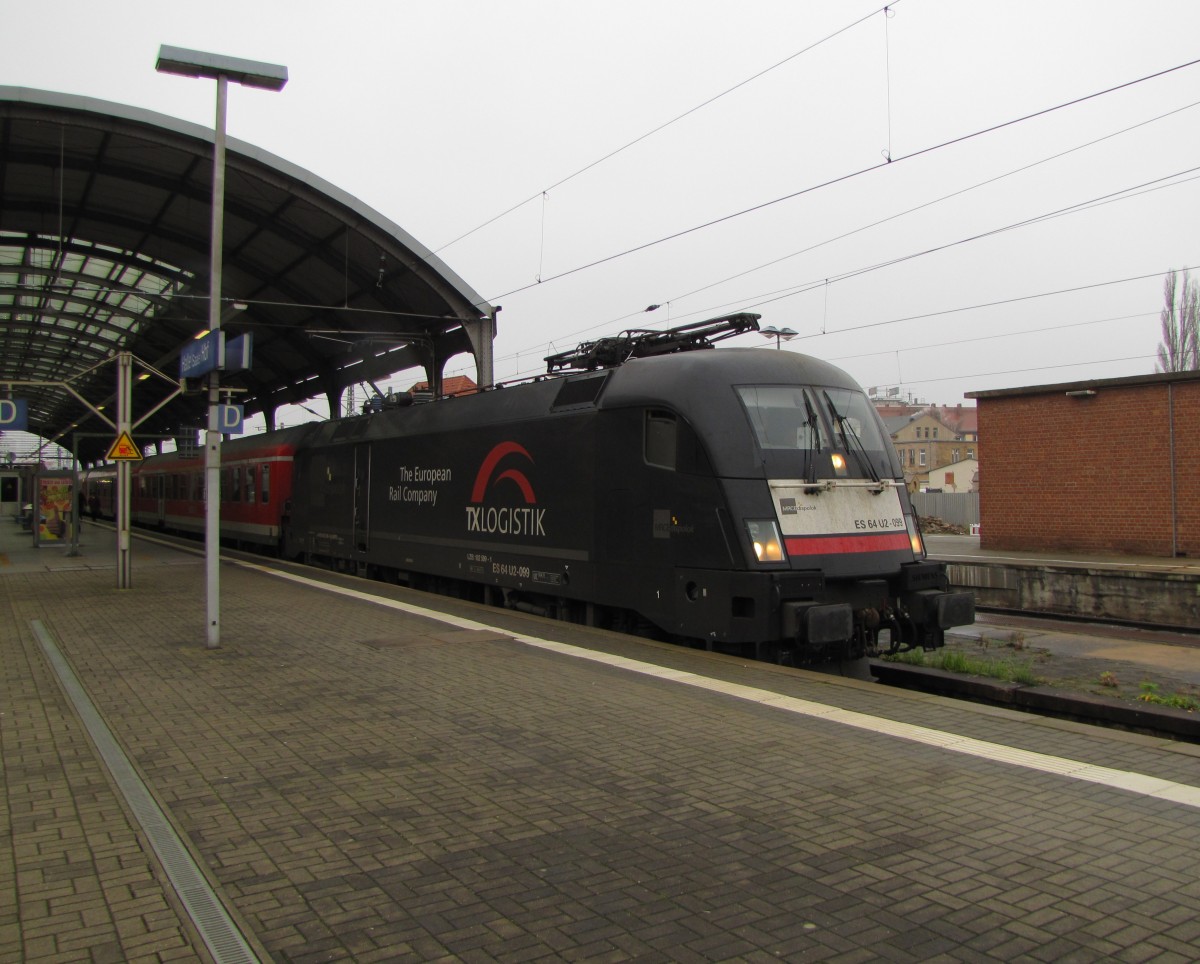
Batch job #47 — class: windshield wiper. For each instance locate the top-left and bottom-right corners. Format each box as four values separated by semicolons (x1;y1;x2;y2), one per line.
803;393;820;484
822;391;881;485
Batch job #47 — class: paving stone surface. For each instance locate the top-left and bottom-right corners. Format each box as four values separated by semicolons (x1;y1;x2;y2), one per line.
3;525;1200;962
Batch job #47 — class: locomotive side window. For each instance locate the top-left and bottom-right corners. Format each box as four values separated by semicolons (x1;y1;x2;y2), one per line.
261;464;270;504
644;410;677;469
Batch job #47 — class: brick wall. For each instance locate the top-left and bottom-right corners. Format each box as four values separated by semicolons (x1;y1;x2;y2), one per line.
976;376;1199;557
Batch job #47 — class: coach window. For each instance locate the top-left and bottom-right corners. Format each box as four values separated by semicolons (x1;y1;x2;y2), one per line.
261;464;270;504
246;465;257;504
645;409;677;469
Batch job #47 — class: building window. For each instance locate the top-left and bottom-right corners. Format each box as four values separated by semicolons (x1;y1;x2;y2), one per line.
919;448;927;467
933;428;938;439
967;448;974;460
952;448;960;462
908;448;914;466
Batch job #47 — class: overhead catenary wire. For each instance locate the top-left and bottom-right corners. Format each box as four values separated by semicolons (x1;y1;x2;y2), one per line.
460;265;1190;391
643;98;1200;319
477;54;1200;309
824;310;1158;364
486;99;1200;366
795;264;1198;342
737;165;1200;319
480;164;1200;381
896;353;1160;392
429;1;904;258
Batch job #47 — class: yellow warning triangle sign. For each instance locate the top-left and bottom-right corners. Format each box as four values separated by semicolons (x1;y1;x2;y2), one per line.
106;431;143;462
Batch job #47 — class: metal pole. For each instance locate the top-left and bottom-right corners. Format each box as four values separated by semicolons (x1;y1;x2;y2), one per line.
67;434;80;558
117;353;133;588
1168;382;1178;557
205;74;228;649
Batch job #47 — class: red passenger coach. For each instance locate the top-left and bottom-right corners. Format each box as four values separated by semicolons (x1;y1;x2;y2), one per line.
80;466;117;520
130;425;315;551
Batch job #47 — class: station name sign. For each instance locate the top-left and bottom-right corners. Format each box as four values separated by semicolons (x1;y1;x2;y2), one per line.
181;331;224;379
180;331;253;379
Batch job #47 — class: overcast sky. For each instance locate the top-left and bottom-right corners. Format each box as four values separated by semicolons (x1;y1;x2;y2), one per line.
5;0;1200;426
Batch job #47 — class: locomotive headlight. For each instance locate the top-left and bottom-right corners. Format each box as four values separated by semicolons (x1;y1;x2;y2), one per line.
831;452;847;474
906;514;926;557
746;520;787;563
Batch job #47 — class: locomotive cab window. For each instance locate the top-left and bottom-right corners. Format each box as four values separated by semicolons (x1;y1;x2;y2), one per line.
818;387;895;478
644;409;677;469
738;384;895;480
737;386;828;451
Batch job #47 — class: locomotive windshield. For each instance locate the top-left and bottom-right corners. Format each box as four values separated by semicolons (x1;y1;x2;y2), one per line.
737;385;895;479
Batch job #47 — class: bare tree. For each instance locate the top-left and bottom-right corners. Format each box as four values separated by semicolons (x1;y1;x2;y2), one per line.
1156;269;1200;372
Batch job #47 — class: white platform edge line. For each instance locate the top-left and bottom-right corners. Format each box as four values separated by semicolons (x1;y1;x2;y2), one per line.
242;561;1200;811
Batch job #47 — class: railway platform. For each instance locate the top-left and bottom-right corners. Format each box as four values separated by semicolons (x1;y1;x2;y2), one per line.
926;533;1200;631
4;518;1200;962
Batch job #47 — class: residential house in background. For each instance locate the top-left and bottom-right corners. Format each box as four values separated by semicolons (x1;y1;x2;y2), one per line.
878;403;979;491
926;457;979;493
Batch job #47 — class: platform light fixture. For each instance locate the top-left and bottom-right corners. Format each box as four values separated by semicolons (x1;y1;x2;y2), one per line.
156;45;287;650
760;325;797;349
155;45;288;90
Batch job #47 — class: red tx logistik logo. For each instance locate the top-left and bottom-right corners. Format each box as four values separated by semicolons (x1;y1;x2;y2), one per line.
465;441;546;536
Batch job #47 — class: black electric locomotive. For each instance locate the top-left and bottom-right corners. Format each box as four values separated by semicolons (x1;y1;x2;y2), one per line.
283;314;973;661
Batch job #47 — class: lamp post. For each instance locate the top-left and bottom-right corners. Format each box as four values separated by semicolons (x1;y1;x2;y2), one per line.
760;325;797;349
156;46;287;649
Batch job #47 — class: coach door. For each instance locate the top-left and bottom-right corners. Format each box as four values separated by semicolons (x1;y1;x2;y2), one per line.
353;443;371;554
155;474;166;527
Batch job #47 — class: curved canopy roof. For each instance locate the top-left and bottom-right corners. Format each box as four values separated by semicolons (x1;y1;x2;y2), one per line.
0;87;496;463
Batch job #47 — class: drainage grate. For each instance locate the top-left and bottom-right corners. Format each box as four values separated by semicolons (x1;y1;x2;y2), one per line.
32;620;260;964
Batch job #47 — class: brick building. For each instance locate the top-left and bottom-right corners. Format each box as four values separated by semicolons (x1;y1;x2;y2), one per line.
968;371;1200;557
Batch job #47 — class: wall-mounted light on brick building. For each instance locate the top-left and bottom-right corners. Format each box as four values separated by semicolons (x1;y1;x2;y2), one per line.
1064;390;1097;398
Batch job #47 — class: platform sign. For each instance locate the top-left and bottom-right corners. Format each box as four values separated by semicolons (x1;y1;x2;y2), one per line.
225;332;253;372
180;330;225;379
106;431;143;461
218;404;245;434
0;399;28;430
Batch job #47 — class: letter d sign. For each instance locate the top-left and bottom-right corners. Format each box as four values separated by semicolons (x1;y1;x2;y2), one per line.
0;399;28;430
218;404;245;434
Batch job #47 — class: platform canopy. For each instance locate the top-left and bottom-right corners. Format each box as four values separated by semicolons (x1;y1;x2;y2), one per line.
0;87;496;463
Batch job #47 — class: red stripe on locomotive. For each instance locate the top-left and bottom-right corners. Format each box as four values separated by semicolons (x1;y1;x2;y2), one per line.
784;532;911;555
